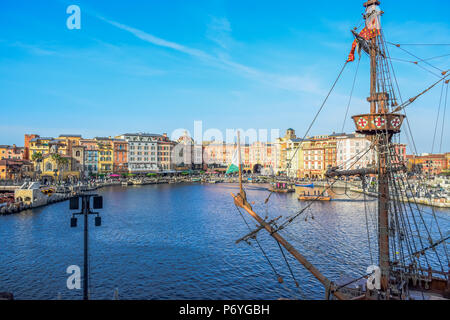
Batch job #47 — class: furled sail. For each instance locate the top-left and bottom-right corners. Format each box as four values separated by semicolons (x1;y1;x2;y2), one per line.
365;3;381;31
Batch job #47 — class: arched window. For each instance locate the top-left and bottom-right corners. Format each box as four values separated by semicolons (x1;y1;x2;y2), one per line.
46;163;52;171
76;151;80;157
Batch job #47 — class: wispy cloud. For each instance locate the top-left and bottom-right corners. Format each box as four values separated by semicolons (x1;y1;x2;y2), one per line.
97;15;324;95
7;41;57;56
98;16;211;60
206;16;233;50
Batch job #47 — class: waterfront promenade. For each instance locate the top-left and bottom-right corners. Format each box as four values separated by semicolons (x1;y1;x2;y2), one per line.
2;174;449;216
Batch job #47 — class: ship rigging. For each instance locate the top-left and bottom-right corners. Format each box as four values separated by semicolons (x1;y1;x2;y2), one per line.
230;0;449;300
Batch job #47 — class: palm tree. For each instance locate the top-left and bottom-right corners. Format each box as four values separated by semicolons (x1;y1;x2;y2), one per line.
59;157;69;181
31;152;43;180
51;153;69;182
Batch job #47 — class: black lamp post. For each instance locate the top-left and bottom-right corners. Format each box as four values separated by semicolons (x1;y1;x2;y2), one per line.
69;194;103;300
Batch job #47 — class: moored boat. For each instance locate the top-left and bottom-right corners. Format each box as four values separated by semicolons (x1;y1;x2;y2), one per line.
268;182;295;193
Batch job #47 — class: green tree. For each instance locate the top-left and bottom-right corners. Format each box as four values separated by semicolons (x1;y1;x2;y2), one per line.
50;153;69;182
31;152;43;180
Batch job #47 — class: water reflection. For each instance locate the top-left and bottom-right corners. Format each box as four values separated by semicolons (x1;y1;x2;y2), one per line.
0;183;448;300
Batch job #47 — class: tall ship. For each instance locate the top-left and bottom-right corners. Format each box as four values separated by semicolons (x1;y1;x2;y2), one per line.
230;0;449;300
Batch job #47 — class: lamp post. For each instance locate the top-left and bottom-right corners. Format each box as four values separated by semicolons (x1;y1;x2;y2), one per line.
69;194;103;300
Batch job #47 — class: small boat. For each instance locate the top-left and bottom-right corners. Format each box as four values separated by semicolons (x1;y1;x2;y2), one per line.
192;178;201;182
298;195;331;201
268;187;295;193
40;188;55;196
298;190;331;201
269;182;295;193
295;183;314;188
121;181;130;186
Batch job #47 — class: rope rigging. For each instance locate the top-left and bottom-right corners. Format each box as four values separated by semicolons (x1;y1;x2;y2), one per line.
387;41;446;73
431;81;446;153
275;142;376;232
285;61;349;169
234;203;282;284
230;4;450;298
341;56;361;133
439;81;449;153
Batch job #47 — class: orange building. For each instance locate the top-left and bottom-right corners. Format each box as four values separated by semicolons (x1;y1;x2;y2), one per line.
406;153;447;176
0;145;24;160
0;159;33;180
391;143;407;166
24;134;39;160
113;139;128;174
157;134;176;171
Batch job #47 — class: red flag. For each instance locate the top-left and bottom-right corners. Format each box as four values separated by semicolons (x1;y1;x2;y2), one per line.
347;27;380;62
347;40;357;62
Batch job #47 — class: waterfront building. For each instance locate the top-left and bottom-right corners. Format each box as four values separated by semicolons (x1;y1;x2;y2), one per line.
391;143;407;166
300;134;341;179
285;139;305;178
0;145;24;160
80;139;99;177
40;153;80;182
113;139;128;174
157;134;176;171
57;134;82;157
446;153;450;174
71;145;85;176
0;159;33;180
24;134;39;160
29;136;55;156
248;141;274;174
336;133;376;171
273;128;296;175
95;137;114;175
176;131;203;171
36;141;81;182
406;153;448;176
202;141;227;170
203;141;275;174
117;133;159;173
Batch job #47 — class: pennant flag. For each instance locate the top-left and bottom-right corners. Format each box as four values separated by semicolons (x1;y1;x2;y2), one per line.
347;26;380;62
347;40;358;62
226;148;241;174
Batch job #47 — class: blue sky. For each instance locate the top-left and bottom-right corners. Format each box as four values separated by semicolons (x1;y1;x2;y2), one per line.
0;0;449;153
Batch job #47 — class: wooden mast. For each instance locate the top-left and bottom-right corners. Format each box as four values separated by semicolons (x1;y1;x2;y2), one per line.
237;131;244;196
364;0;390;294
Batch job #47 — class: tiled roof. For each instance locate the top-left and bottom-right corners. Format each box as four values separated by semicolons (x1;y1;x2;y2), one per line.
121;133;163;137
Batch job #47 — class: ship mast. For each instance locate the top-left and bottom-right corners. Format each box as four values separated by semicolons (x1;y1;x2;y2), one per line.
365;0;390;293
231;0;449;301
353;0;407;296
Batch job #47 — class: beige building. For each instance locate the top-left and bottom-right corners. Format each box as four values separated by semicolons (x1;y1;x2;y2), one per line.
300;134;341;179
285;138;305;178
336;133;376;171
273;128;296;175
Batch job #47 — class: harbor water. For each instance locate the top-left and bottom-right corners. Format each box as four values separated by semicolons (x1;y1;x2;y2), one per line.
0;183;448;300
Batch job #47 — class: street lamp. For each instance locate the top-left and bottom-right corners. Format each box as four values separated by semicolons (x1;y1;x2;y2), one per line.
69;194;103;300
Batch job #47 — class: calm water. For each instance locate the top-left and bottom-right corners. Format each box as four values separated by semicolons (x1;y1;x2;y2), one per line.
0;183;448;300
